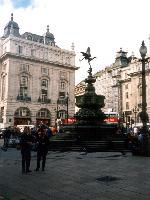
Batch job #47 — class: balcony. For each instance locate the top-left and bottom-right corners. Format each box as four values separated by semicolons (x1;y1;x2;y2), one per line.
38;97;51;104
17;95;31;101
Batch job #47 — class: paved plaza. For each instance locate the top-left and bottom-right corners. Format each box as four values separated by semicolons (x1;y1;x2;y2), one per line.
0;139;150;200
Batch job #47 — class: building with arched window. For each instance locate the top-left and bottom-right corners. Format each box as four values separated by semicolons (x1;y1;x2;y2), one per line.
0;14;77;128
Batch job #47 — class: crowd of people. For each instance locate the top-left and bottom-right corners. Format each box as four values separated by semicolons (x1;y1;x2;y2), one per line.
118;124;148;155
1;120;147;173
0;122;63;174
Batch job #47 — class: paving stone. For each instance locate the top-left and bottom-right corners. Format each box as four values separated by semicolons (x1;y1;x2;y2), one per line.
0;144;150;200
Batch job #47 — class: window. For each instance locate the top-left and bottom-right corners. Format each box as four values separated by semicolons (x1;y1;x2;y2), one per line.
20;76;28;87
126;102;129;110
139;86;142;96
60;71;66;79
37;109;50;118
20;76;28;97
41;67;49;75
31;49;35;56
18;108;29;117
20;64;29;72
40;79;48;102
1;76;6;100
125;92;128;99
27;35;32;40
18;46;23;54
139;77;142;85
125;84;128;89
41;89;47;101
59;92;65;99
41;79;48;87
60;82;65;90
40;111;46;118
59;110;66;119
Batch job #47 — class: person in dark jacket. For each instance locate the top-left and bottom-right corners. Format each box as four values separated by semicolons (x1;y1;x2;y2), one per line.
35;128;50;171
3;127;11;149
20;126;33;173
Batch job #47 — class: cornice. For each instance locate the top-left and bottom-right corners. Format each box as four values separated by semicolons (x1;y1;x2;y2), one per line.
128;68;150;77
2;35;76;57
0;52;79;70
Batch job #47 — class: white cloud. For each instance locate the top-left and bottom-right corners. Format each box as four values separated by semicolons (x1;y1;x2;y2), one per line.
0;0;150;84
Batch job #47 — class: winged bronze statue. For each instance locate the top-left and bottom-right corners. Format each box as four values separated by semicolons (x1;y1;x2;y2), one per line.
80;47;96;63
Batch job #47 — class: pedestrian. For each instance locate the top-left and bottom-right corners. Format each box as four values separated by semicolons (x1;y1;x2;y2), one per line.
46;127;53;139
34;128;50;171
20;126;33;173
2;127;11;150
56;117;62;133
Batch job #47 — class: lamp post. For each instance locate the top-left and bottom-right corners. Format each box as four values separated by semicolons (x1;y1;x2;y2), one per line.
54;99;59;127
66;93;69;124
132;106;139;126
56;99;59;119
139;41;150;156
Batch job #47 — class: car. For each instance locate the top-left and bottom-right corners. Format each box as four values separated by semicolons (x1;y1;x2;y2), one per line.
8;137;20;147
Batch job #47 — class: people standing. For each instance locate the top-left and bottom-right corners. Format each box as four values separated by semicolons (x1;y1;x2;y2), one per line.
3;127;11;150
56;117;62;133
20;126;33;173
35;128;50;171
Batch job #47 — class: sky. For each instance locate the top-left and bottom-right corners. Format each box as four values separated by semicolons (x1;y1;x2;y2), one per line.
0;0;150;84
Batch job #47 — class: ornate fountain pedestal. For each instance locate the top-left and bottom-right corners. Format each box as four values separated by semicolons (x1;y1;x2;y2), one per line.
50;48;127;152
63;64;118;142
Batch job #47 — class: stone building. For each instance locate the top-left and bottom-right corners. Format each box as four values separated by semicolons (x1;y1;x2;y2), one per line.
75;47;150;125
0;14;77;128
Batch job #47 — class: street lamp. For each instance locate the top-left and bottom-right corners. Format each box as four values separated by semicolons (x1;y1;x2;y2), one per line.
139;41;150;156
139;41;149;127
132;106;139;126
54;99;59;127
66;93;69;124
56;99;59;118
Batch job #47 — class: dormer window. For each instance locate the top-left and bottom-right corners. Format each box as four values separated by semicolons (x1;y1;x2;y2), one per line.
27;35;32;40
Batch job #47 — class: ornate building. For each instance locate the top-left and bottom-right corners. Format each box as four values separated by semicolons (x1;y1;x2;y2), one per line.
75;47;150;125
0;14;77;128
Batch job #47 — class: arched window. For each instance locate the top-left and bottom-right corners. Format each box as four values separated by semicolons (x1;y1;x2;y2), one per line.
36;108;51;118
14;107;31;117
41;79;48;87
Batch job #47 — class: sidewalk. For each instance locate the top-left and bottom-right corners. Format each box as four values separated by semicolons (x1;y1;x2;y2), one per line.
0;146;150;200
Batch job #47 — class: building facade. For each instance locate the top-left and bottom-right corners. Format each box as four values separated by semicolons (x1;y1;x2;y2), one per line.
75;47;150;125
0;14;77;128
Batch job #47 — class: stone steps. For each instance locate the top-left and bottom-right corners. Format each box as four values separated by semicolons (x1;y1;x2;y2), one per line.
49;139;129;152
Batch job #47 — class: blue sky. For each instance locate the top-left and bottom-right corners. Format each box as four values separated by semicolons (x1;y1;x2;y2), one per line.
11;0;31;8
0;0;150;84
12;0;32;8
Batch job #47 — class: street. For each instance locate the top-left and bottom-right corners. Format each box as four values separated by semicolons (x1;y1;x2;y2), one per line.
0;138;150;200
